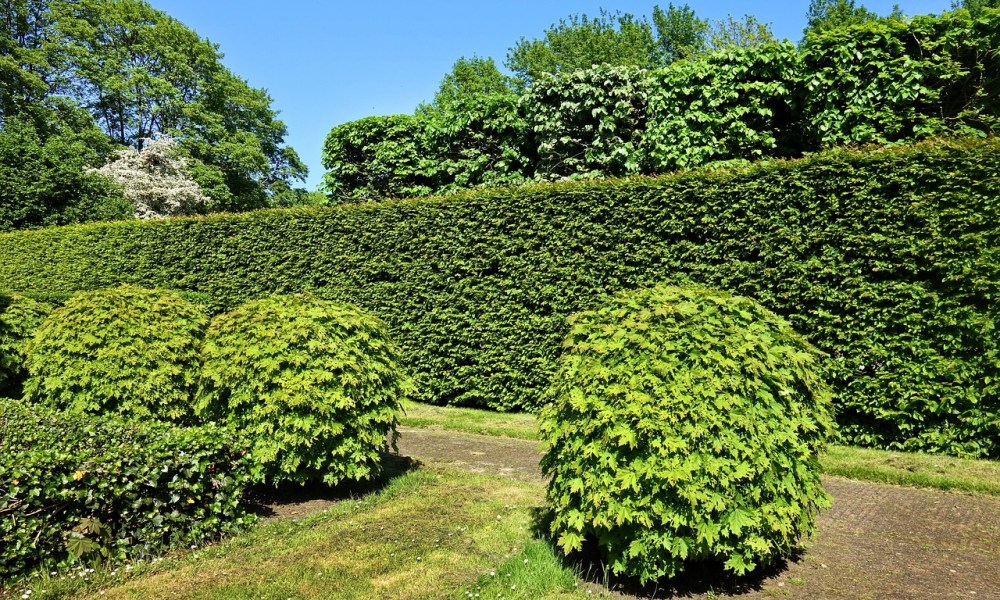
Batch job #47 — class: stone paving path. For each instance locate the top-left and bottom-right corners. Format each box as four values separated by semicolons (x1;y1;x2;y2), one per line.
397;427;1000;600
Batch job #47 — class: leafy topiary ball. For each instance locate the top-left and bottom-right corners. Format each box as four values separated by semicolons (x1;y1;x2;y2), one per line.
539;284;835;584
0;294;52;398
22;285;208;422
194;293;411;486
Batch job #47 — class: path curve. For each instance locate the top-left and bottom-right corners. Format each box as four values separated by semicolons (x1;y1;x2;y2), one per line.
396;427;1000;600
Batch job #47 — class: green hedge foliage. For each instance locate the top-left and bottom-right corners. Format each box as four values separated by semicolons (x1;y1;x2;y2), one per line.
0;294;51;398
321;9;999;201
0;138;998;457
539;284;834;582
22;286;208;423
529;65;649;180
0;399;255;580
801;9;1000;148
195;294;409;486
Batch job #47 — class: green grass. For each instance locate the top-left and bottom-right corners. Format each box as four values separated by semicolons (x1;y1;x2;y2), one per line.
400;399;538;440
820;444;1000;495
401;401;1000;496
13;467;600;600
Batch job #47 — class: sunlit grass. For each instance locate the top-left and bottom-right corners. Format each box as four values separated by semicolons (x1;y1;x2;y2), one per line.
400;399;537;440
14;467;594;600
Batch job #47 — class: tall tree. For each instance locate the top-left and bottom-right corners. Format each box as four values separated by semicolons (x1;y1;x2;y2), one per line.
505;9;658;87
51;0;306;211
506;5;779;88
421;56;515;113
651;3;708;64
803;0;897;38
952;0;1000;17
705;15;775;51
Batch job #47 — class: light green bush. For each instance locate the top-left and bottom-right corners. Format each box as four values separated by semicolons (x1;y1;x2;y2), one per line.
0;294;52;397
539;284;835;583
195;293;410;486
22;285;208;422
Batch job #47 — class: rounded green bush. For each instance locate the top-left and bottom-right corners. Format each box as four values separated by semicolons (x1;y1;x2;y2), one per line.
194;293;411;486
539;284;835;584
22;285;208;422
0;294;52;397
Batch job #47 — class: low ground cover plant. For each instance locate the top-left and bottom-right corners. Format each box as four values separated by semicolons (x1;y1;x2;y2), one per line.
0;294;51;398
21;285;208;423
0;399;255;581
540;284;835;583
195;293;411;486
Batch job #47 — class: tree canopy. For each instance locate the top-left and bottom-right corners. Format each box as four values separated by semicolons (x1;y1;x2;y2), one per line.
0;0;308;231
503;4;776;88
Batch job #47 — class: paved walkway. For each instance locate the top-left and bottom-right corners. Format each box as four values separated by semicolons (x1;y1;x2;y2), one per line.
397;427;1000;600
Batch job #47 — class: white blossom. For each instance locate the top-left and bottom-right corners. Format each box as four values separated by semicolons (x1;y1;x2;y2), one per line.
92;136;208;219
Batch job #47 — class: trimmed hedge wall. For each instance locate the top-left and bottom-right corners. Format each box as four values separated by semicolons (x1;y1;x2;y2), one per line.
0;138;998;456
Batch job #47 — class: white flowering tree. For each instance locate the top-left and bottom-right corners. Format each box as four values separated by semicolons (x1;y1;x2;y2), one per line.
92;136;208;219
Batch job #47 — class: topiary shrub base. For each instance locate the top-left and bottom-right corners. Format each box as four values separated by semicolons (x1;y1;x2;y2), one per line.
195;293;411;486
539;284;836;584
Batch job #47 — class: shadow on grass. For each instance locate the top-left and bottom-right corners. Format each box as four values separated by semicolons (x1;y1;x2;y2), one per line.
531;507;797;599
246;453;419;519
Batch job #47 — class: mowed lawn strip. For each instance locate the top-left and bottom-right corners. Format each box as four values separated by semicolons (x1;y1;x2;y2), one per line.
24;468;590;600
400;399;538;440
402;401;1000;496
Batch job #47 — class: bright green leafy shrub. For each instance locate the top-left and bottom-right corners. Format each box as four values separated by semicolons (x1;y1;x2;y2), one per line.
22;285;208;422
528;65;651;179
644;42;802;171
0;294;51;398
194;293;410;486
539;284;835;583
0;398;255;581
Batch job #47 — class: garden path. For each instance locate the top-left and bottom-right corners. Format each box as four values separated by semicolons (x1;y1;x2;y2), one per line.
396;426;1000;600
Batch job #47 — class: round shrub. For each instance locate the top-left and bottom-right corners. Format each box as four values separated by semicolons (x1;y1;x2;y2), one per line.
22;285;208;422
539;284;835;584
194;293;411;486
0;294;52;397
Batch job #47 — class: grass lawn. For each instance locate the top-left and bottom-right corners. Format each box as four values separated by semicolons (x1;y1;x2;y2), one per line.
18;466;596;600
9;401;998;599
400;400;1000;496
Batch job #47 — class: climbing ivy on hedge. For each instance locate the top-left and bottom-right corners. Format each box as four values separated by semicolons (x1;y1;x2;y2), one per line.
539;284;834;582
22;286;209;423
0;138;998;457
0;399;255;580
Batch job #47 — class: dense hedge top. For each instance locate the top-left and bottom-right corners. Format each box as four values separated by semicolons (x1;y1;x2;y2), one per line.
0;138;998;456
322;9;1000;201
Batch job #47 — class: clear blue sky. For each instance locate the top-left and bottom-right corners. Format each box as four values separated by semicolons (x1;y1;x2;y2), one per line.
147;1;954;191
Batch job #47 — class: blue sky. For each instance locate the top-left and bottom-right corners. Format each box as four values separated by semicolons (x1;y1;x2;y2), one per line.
148;1;954;191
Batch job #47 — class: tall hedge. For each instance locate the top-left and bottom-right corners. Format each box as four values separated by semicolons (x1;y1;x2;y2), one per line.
0;138;998;457
321;9;1000;202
